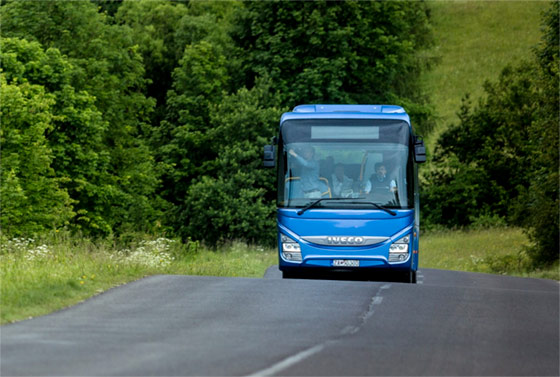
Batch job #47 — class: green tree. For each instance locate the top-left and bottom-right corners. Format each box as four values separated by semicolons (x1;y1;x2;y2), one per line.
232;0;435;134
141;1;260;244
91;0;123;17
115;0;189;108
1;1;161;235
522;1;559;265
0;72;74;235
425;63;536;227
155;40;231;210
180;79;285;245
114;0;239;125
1;37;112;233
174;1;241;92
157;0;437;245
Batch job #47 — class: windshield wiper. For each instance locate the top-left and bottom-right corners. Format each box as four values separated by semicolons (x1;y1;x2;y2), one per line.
297;198;397;216
360;201;397;216
297;197;360;215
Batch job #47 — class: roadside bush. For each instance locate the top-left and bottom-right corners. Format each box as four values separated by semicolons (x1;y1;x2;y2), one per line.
468;214;507;230
484;251;532;275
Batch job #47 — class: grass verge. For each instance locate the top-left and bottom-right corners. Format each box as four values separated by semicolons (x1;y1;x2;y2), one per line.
0;233;276;324
421;227;559;280
2;228;557;324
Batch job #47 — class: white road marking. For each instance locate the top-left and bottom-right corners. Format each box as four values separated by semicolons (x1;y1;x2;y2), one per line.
361;289;386;323
340;325;359;335
248;283;392;376
246;343;327;377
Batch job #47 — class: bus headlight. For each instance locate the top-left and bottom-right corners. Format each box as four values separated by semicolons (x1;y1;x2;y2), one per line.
389;234;410;262
281;234;302;262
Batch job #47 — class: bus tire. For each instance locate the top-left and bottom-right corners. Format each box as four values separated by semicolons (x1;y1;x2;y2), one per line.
282;270;297;279
408;270;417;284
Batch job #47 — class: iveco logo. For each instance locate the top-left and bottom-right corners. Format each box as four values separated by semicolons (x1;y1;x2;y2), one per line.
326;236;365;245
301;236;389;247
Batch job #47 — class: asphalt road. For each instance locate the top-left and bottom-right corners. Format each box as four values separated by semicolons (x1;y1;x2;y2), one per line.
1;268;558;376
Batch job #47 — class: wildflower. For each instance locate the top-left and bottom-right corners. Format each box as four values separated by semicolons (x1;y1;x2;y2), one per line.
117;238;175;268
24;244;52;261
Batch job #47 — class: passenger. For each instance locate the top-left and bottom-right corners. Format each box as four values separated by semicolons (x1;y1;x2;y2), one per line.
289;146;323;198
331;163;353;197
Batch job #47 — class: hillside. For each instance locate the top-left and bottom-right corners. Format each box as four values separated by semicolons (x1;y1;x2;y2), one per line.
424;1;548;148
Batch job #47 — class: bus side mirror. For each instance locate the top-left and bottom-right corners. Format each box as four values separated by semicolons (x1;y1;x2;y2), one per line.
263;145;276;167
414;137;426;163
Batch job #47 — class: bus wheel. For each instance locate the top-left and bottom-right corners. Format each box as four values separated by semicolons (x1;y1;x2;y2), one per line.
282;270;297;279
408;270;417;284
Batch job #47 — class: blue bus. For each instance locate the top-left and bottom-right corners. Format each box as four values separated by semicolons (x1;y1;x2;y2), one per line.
264;105;426;283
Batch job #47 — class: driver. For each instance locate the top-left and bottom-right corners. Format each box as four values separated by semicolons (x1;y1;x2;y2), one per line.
363;163;396;195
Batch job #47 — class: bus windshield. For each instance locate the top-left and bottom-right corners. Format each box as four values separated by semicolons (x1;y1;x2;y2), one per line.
278;119;413;210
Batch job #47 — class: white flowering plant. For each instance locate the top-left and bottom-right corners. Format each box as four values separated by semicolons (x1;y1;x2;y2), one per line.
1;237;53;261
115;238;176;268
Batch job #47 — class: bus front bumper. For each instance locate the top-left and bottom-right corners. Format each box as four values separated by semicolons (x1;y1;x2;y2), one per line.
279;254;413;270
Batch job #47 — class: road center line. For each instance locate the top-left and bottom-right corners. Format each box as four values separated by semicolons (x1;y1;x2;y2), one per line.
360;284;390;324
247;283;391;377
246;343;328;377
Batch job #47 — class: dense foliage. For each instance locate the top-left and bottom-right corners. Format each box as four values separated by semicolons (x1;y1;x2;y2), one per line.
153;1;435;244
1;0;556;266
232;1;435;135
2;2;161;236
1;0;435;243
1;68;74;235
423;2;559;265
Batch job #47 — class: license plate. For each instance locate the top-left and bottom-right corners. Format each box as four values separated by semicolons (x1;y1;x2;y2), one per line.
332;259;360;267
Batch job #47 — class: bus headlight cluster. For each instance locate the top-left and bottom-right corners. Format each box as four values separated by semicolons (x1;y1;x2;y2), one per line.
281;234;302;262
389;235;410;262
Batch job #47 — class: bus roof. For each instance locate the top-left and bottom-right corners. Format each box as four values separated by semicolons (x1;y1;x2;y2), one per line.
280;104;410;124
